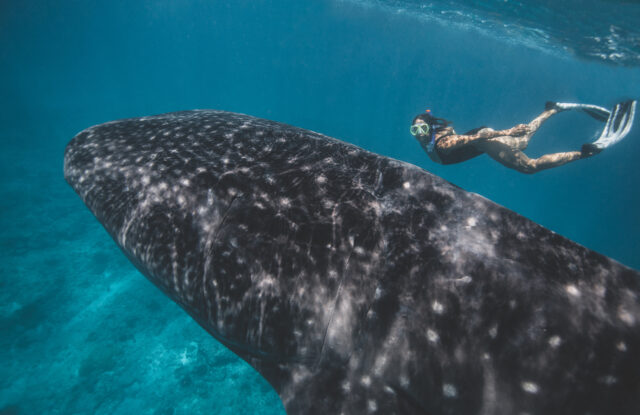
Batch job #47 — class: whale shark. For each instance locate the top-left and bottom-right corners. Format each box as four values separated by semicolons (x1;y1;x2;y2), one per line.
64;110;640;415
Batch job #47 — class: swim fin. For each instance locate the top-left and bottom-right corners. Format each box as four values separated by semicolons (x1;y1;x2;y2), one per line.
550;102;611;122
584;100;637;153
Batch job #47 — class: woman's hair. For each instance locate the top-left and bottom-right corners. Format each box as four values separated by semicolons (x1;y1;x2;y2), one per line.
412;112;452;132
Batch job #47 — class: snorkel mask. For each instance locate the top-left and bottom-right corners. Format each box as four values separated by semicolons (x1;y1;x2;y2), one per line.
410;123;430;136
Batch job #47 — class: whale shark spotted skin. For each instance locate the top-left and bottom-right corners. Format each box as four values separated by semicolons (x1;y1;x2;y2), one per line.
64;110;640;415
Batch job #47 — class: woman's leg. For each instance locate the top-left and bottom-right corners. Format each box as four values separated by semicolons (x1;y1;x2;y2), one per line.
511;107;562;149
437;106;561;152
485;135;529;151
526;108;560;134
476;107;562;151
476;140;583;174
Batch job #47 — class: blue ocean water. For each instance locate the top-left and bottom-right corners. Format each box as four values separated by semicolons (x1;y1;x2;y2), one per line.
347;0;640;66
1;1;639;414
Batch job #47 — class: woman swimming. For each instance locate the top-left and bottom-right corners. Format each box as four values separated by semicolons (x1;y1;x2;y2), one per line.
410;101;636;174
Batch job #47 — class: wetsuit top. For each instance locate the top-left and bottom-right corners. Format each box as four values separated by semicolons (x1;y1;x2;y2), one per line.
426;126;486;165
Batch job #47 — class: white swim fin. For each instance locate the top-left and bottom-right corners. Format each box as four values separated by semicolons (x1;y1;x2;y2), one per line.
582;100;636;156
550;102;611;122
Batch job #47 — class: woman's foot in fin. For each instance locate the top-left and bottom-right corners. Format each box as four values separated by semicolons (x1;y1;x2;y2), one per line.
545;101;570;112
545;101;558;111
581;143;603;158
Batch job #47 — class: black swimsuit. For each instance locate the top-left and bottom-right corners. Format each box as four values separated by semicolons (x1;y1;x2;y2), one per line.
429;126;486;165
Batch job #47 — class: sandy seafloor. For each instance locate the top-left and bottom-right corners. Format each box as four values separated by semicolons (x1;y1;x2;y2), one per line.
1;1;639;413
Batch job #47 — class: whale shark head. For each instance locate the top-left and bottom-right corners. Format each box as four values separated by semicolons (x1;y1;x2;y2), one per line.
65;110;640;414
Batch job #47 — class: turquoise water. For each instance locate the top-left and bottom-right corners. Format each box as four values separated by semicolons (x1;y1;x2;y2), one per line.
1;1;639;413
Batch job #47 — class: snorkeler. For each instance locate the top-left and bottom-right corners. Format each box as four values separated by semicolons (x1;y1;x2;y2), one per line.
410;100;636;174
